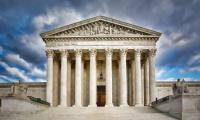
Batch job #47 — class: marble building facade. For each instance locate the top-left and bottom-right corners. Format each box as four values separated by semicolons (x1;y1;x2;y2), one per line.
40;16;161;107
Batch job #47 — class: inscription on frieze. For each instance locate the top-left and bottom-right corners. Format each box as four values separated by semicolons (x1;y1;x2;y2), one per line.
46;40;155;47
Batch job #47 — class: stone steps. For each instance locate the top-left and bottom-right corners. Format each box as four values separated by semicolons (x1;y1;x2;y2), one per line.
0;106;177;120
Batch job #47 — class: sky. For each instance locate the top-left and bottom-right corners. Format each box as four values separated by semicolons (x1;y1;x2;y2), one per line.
0;0;200;83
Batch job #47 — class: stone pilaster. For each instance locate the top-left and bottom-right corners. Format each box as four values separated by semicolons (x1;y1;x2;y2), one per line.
120;49;128;106
134;49;143;106
88;49;97;107
74;49;82;107
60;50;68;106
105;48;113;107
46;50;54;106
149;49;156;104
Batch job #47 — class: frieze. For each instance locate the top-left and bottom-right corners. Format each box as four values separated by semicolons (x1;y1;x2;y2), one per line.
46;39;156;47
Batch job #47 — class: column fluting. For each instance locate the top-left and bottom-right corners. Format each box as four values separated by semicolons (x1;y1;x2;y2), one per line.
105;48;113;107
149;49;156;104
135;49;143;106
88;49;97;107
144;54;149;106
60;50;68;106
120;49;128;106
46;50;54;106
74;49;82;107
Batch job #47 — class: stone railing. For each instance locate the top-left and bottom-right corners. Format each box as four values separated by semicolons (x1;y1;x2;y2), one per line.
152;94;200;120
27;96;50;106
151;96;170;106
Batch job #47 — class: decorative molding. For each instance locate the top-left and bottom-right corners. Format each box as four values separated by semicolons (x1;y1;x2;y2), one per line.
43;36;159;42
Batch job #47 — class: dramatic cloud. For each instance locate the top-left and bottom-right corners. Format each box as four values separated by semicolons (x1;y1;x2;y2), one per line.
0;0;200;82
0;61;33;82
33;7;83;30
5;53;32;70
0;75;18;83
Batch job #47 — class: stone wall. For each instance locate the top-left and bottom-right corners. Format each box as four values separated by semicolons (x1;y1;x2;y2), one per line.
0;82;46;100
0;81;200;105
155;81;200;99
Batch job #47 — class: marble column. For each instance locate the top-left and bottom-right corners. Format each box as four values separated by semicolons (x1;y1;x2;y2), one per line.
60;50;68;106
88;49;97;107
135;49;143;106
74;49;82;107
149;49;156;104
120;49;128;106
131;60;136;105
105;49;113;107
144;55;149;106
46;50;54;106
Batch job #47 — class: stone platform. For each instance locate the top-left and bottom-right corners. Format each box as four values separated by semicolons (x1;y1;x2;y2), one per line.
0;107;176;120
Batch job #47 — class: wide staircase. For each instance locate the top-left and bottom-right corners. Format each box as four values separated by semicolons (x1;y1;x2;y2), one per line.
0;106;176;120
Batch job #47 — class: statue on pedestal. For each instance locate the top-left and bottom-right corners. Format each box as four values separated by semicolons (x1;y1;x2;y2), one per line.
172;78;189;95
9;80;29;98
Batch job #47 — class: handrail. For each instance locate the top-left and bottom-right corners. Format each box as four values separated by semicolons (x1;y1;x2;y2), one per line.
27;96;50;106
151;96;170;106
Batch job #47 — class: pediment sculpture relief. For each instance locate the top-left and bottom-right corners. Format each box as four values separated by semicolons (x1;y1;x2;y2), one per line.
50;21;150;37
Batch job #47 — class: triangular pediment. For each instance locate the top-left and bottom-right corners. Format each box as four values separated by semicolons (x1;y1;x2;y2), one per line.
40;16;161;38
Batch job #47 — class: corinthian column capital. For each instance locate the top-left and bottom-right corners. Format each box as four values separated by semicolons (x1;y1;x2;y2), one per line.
60;50;68;57
89;49;97;57
105;48;113;56
149;49;157;57
46;50;54;58
120;49;128;56
134;49;141;57
74;49;82;56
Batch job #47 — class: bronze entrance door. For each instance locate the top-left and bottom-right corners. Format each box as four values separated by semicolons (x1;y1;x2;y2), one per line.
97;86;105;106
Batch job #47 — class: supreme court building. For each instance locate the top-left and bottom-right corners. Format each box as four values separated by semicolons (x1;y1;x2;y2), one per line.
40;16;161;107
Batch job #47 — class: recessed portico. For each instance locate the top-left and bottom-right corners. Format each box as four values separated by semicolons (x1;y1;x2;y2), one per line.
41;16;161;107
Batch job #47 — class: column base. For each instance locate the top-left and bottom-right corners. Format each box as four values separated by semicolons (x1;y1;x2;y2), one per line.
58;105;67;107
105;104;113;107
135;104;144;107
49;103;53;107
88;104;97;107
120;104;129;107
73;104;82;107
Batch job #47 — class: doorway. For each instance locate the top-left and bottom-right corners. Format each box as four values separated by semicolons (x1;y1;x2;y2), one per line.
97;86;106;106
